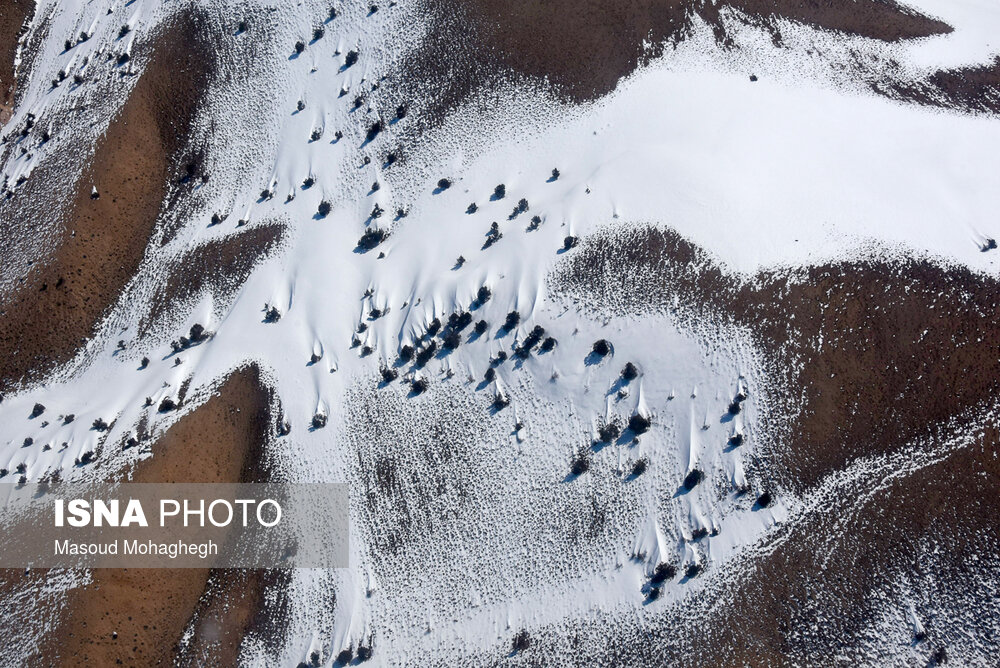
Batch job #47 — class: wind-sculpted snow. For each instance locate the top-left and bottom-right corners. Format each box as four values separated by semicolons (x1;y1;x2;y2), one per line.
1;0;1000;665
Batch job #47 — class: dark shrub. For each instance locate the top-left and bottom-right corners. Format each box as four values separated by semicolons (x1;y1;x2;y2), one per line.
691;527;708;540
442;330;461;350
313;26;325;41
474;320;488;335
92;418;110;431
277;420;291;436
371;203;384;218
494;351;508;364
650;562;676;584
79;451;95;465
522;325;545;350
571;454;590;476
450;311;472;331
117;53;130;65
318;201;332;217
294;41;305;54
628;413;652;434
756;491;772;508
23;437;32;447
311;128;323;142
454;255;465;268
189;323;207;342
31;403;45;418
484;367;495;382
483;222;502;249
264;305;281;323
158;398;176;412
477;285;492;304
356;645;372;661
685;563;703;578
598;422;620;443
119;25;130;38
357;228;386;250
504;311;520;331
360;345;372;356
261;188;273;200
550;168;560;180
983;238;998;252
366;120;382;142
516;198;528;214
312;413;328;429
238;20;249;33
728;401;741;415
621;362;639;381
512;630;531;653
646;586;661;601
310;352;322;364
527;215;541;231
381;367;398;383
395;103;407;119
493;393;509;410
427;318;441;336
493;184;506;199
411;378;428;394
563;235;579;251
728;432;744;447
344;50;359;67
631;458;648;477
592;339;611;356
336;648;352;664
466;203;478;214
683;469;703;491
416;341;437;366
540;337;557;352
437;178;451;191
399;345;414;362
64;414;75;424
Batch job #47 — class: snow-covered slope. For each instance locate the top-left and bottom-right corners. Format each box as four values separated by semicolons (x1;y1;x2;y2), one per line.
2;0;1000;665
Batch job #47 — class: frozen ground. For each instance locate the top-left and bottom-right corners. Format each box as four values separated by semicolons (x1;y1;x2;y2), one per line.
1;0;999;665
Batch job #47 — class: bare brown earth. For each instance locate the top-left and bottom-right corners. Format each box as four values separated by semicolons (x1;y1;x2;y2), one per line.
139;222;286;338
0;0;33;125
553;225;1000;492
686;427;1000;664
400;0;951;123
904;57;1000;115
0;11;216;392
31;365;275;668
551;225;1000;661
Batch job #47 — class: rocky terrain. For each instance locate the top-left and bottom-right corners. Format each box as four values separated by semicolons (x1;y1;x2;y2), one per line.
1;0;999;665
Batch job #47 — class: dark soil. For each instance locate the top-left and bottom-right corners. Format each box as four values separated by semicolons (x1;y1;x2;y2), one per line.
0;11;218;392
